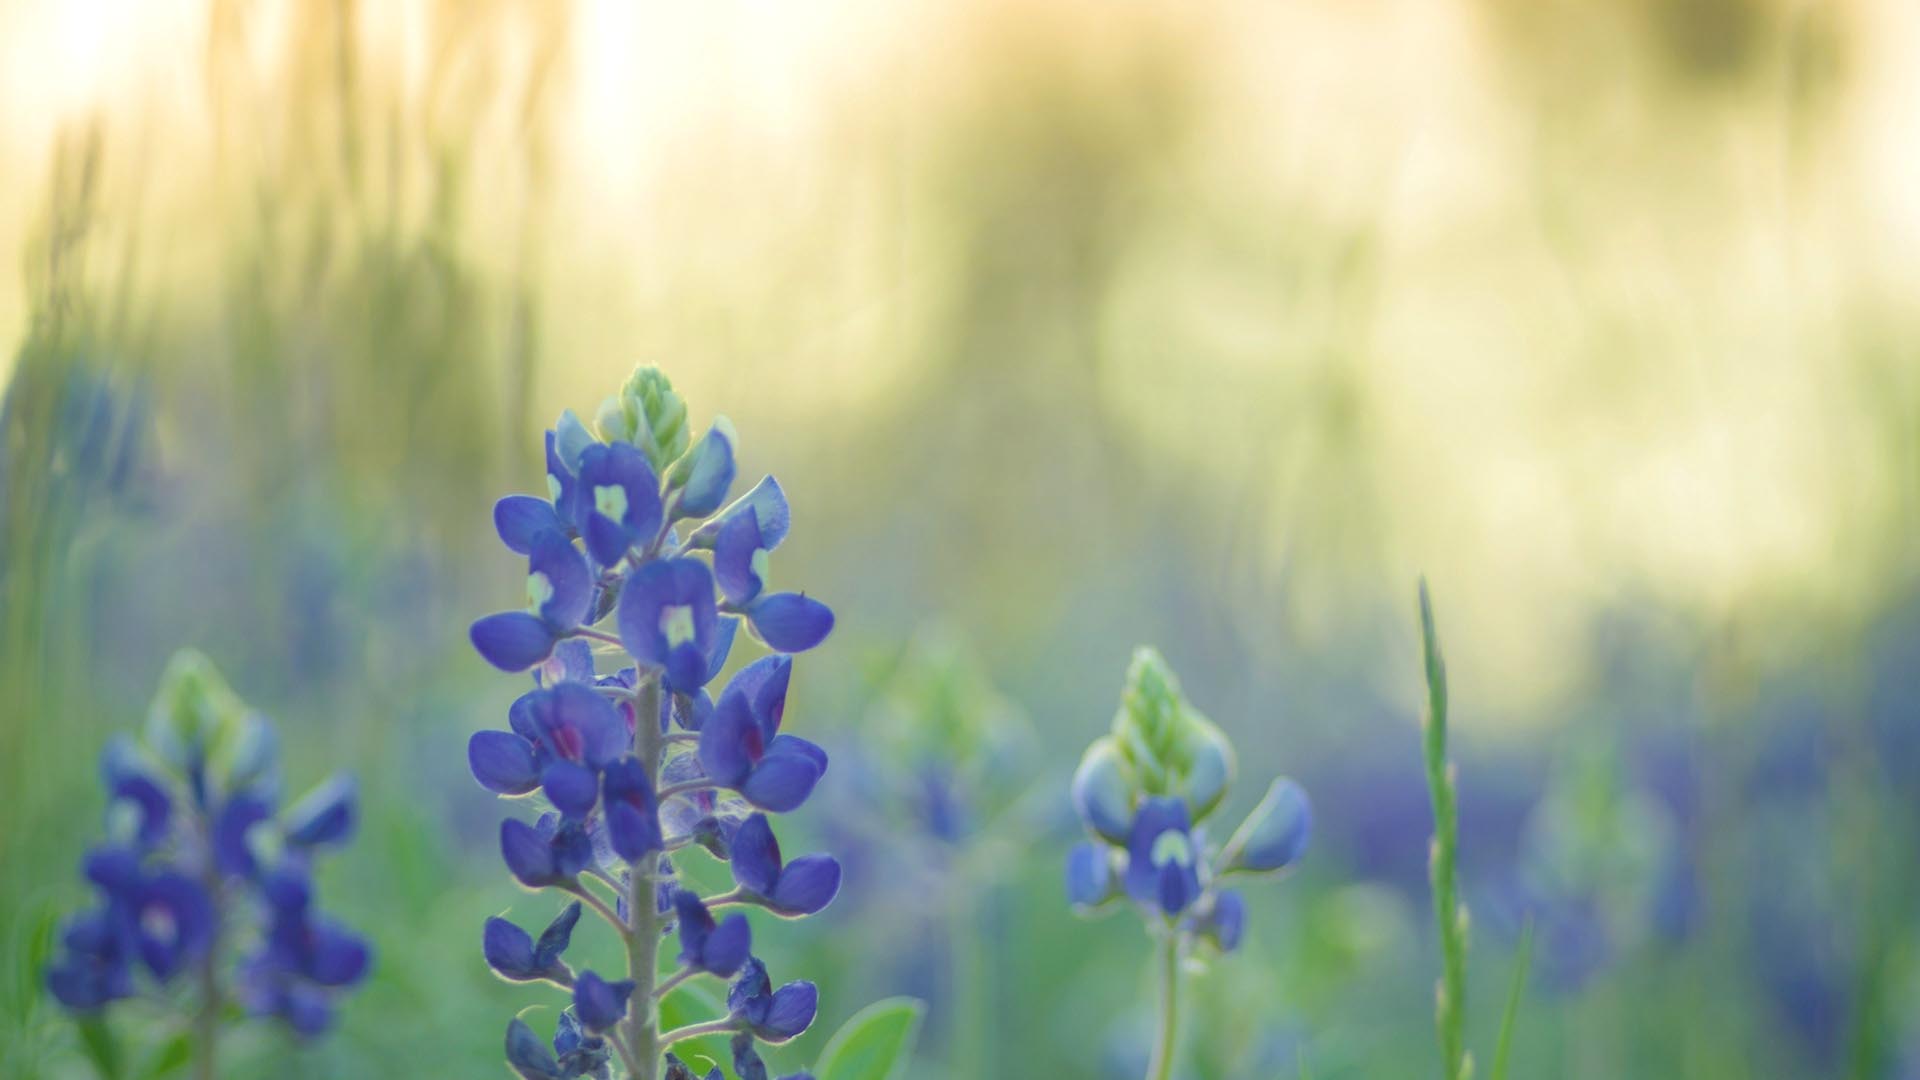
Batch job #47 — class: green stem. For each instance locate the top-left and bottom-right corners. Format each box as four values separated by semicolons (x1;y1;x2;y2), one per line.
1145;930;1181;1080
192;900;220;1080
1419;580;1469;1080
625;676;665;1080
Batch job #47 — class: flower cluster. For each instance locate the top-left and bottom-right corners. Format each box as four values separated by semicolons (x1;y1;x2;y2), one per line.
1064;648;1311;1079
45;650;370;1055
469;366;838;1080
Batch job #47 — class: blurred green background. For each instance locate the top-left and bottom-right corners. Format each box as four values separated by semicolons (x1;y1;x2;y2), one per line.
2;0;1918;1076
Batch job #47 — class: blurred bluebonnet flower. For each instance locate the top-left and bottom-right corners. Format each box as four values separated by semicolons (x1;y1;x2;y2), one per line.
1064;648;1311;1080
45;650;370;1067
471;367;846;1079
1501;737;1678;995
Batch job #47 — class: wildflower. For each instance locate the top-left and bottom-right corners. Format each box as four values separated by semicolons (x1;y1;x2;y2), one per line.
1064;647;1311;1080
483;901;582;985
501;814;593;888
726;957;818;1044
471;367;848;1079
572;969;637;1033
697;687;827;813
47;650;370;1059
573;442;664;568
673;889;752;976
728;814;841;917
617;557;726;692
472;530;595;672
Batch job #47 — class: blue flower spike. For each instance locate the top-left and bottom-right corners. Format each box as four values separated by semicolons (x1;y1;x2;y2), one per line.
45;650;370;1060
1063;647;1309;1079
468;367;853;1079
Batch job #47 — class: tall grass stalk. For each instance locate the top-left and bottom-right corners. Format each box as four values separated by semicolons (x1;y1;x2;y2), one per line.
1419;579;1471;1080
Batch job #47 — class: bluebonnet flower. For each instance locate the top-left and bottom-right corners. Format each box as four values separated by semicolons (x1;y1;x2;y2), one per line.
240;867;373;1036
728;814;841;918
46;651;370;1070
508;1012;617;1080
470;367;845;1079
484;901;582;985
472;530;596;672
501;813;594;888
698;685;827;813
574;969;638;1033
726;957;818;1044
673;890;751;976
1122;798;1203;916
1065;648;1311;1079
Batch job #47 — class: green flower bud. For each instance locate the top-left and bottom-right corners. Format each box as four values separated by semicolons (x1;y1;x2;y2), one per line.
595;365;690;472
144;649;249;775
210;711;280;796
1108;647;1237;822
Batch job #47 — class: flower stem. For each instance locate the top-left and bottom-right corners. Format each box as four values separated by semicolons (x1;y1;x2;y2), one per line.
659;1018;739;1046
565;884;628;934
1419;580;1471;1080
653;966;696;1000
192;902;220;1080
626;676;665;1080
1145;929;1181;1080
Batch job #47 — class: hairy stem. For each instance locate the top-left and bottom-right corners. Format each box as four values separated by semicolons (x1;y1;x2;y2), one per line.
660;1018;739;1046
1145;929;1181;1080
1420;580;1470;1080
192;888;220;1080
626;676;665;1080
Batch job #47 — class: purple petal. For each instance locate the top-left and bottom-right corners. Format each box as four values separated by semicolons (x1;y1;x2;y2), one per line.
747;593;834;653
1064;842;1112;908
728;813;782;896
495;495;561;554
542;761;600;818
283;773;356;847
740;752;822;813
308;920;371;986
688;475;790;551
759;981;818;1042
528;531;593;630
704;913;751;976
768;854;840;917
483;917;540;980
713;512;765;605
704;617;741;685
671;421;737;518
766;735;826;777
501;818;557;887
472;612;558;672
725;655;791;739
698;690;761;787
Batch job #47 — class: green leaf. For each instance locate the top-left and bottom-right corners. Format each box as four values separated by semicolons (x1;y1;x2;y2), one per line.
658;982;733;1076
813;997;925;1080
75;1015;123;1080
1491;919;1535;1080
138;1031;192;1079
18;904;59;1009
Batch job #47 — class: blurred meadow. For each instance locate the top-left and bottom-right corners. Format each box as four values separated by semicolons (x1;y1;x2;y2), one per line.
4;0;1920;1076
